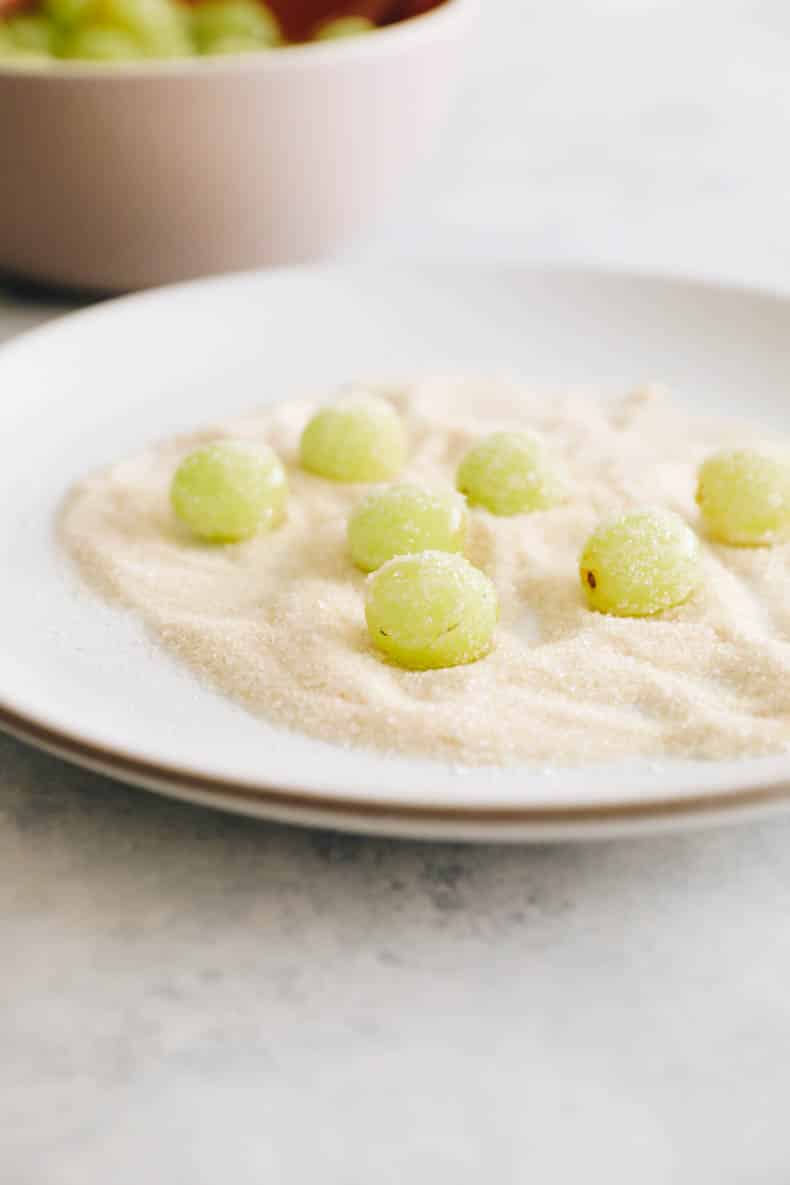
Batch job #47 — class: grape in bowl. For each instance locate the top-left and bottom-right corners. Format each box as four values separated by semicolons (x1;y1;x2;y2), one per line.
0;0;474;290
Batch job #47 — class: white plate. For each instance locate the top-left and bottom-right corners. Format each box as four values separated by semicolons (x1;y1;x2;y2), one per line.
2;263;790;842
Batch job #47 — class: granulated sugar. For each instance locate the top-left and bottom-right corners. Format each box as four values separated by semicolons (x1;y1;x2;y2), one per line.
59;380;790;766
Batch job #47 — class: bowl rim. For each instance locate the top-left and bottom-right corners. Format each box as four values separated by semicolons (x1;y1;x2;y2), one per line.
0;0;475;80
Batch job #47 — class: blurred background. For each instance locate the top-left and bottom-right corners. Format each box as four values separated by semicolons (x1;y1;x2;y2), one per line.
3;0;789;293
367;0;789;290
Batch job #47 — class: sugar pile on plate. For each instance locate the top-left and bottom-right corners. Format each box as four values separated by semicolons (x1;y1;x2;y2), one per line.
60;380;790;766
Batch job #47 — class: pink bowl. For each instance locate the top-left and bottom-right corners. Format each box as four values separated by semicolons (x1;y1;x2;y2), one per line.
0;0;474;291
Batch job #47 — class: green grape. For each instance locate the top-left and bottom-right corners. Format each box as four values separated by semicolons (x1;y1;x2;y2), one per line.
0;43;50;64
197;30;261;53
456;431;565;516
191;0;280;52
580;508;701;617
365;551;498;671
58;24;142;57
44;0;96;32
348;484;467;573
300;394;407;483
4;14;55;53
91;0;191;56
0;26;19;55
312;16;374;40
171;440;287;543
696;448;790;546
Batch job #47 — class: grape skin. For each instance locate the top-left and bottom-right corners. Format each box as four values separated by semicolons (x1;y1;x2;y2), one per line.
191;0;280;53
313;16;374;41
580;508;701;617
696;448;790;546
456;431;565;516
3;13;54;52
0;0;390;62
0;0;282;60
88;0;191;55
300;395;407;484
195;31;259;54
171;440;287;543
44;0;94;31
59;24;141;57
365;551;498;671
348;484;467;573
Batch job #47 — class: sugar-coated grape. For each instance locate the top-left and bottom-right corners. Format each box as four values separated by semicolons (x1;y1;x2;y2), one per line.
456;431;565;516
300;394;407;483
171;440;287;543
348;484;467;573
59;24;141;56
313;15;374;40
696;448;790;546
191;0;280;52
580;508;701;617
365;551;498;670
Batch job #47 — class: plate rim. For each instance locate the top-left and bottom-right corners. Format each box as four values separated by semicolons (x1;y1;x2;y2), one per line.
2;697;790;830
3;259;790;835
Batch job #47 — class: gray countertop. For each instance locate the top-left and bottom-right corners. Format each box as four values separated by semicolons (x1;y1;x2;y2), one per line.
5;729;790;1184
5;1;790;1179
